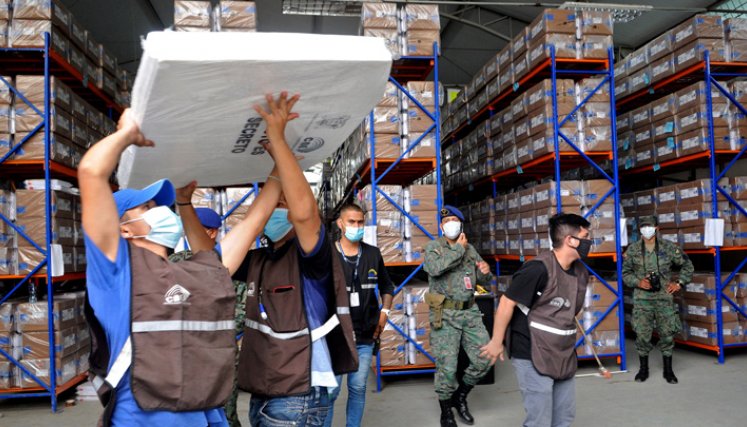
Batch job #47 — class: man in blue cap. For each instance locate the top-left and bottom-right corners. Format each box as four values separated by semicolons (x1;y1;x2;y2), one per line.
423;205;494;427
169;206;248;427
78;106;284;426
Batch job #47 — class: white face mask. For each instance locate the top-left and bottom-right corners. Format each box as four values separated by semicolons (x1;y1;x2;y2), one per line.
640;226;656;240
442;221;462;240
121;206;184;248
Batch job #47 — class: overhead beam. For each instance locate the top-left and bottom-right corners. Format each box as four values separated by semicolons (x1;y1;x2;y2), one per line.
440;12;512;42
141;0;166;28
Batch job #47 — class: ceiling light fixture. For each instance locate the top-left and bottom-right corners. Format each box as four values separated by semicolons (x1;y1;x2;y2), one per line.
559;2;654;23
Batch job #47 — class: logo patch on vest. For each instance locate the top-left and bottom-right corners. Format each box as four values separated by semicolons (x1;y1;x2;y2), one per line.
164;284;191;305
367;269;378;281
247;281;256;297
549;297;571;309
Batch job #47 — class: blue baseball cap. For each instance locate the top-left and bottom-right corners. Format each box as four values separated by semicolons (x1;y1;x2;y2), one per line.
440;205;464;222
195;207;222;230
113;179;175;218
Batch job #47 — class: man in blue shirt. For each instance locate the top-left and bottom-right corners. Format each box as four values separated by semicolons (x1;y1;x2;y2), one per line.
78;104;283;426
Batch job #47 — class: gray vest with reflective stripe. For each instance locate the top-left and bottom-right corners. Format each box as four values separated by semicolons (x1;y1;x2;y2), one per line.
527;251;588;380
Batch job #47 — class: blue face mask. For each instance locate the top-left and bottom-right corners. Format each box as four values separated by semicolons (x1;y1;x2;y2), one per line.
264;208;293;242
121;205;184;249
344;225;365;243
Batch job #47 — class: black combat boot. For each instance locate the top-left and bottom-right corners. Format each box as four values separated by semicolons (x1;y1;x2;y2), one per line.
634;355;649;382
439;399;458;427
451;384;475;425
663;355;678;384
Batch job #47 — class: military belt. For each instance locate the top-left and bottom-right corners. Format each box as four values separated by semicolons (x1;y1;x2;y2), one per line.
442;298;475;310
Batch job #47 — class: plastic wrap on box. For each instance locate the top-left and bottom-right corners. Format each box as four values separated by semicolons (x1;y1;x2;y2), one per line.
0;359;12;389
687;321;743;345
174;1;211;27
363;28;399;59
655;137;678;162
533;180;584;209
14;104;72;139
407;131;436;158
367;210;402;237
13;132;74;167
578;304;621;332
674;39;726;72
677;81;727;111
519;214;535;233
8;18;68;53
628;66;652;93
406;107;434;133
626;48;649;75
683;298;739;323
0;0;8;20
590;228;615;253
0;301;15;332
527;33;576;69
404;30;439;57
17;244;74;275
358;185;402;212
584;276;618;308
651;54;675;83
677;106;728;134
576;330;620;357
728;39;747;62
650;94;677;122
377;236;403;264
579;11;613;36
12;0;71;33
119;32;391;188
361;2;398;29
16;189;75;220
405;185;438;212
367;107;400;134
404;4;439;30
676;178;728;205
14;299;76;333
528;9;576;41
677;202;729;228
672;15;724;50
367;133;401;158
526;100;576;138
647;31;673;61
216;1;256;29
526;79;574;113
581;203;617;230
577;77;610;103
19;355;77;388
21;328;77;358
678;127;732;155
581;35;613;59
15;75;72;112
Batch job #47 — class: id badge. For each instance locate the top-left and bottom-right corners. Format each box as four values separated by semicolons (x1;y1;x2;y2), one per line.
464;276;473;290
350;292;361;307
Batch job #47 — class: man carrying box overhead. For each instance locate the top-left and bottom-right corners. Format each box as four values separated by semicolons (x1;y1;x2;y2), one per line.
622;215;693;385
423;205;494;427
79;105;283;426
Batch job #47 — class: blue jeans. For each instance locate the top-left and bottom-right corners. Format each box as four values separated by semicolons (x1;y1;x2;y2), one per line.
249;387;330;427
323;343;375;427
511;358;576;427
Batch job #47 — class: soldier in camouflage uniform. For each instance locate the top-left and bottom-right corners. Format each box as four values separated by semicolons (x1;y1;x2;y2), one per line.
169;207;247;427
622;215;693;385
423;205;494;427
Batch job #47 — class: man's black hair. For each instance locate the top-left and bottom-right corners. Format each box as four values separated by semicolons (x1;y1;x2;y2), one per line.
549;213;591;249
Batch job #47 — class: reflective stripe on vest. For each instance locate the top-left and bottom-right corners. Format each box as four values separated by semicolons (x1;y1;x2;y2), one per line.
246;313;346;341
93;336;134;392
131;320;234;333
361;284;377;290
529;321;577;336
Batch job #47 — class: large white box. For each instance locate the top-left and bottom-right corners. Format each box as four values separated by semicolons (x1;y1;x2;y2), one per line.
118;31;392;188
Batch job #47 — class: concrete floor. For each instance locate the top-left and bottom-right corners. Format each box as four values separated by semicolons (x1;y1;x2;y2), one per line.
1;339;746;426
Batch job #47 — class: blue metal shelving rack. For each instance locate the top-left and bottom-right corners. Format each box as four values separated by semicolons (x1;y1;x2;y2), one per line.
0;33;121;411
618;51;747;363
442;46;627;371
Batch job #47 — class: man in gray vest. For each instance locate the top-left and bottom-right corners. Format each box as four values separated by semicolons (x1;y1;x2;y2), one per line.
481;213;592;427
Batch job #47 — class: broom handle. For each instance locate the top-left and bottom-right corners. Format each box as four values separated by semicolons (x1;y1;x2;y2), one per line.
574;316;606;369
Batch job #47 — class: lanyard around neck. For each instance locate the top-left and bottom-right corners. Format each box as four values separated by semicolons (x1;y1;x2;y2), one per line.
337;241;361;284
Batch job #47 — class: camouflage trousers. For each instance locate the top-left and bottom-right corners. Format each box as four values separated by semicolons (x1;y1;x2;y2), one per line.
226;280;248;427
430;307;491;400
632;298;681;357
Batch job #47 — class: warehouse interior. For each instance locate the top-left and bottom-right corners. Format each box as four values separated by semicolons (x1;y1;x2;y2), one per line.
2;1;747;426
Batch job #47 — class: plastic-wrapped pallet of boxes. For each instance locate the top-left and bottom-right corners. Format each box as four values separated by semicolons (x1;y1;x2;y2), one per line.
221;187;256;235
377;309;406;367
403;184;438;263
359;185;403;264
404;81;440;159
1;75;11;152
681;273;746;345
360;2;400;58
576;275;621;357
405;282;431;365
174;0;212;32
15;189;83;275
1;299;17;389
0;185;16;276
403;4;440;57
5;291;89;389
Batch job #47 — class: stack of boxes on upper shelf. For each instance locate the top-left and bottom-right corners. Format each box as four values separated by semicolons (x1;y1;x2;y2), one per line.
189;186;256;240
2;0;133;106
618;81;747;171
615;15;747;101
327;79;440;210
378;281;430;367
0;180;85;277
442;75;614;192
462;179;620;258
356;182;439;264
621;177;747;249
441;9;613;139
0;290;91;390
1;75;117;168
174;0;257;33
361;2;440;59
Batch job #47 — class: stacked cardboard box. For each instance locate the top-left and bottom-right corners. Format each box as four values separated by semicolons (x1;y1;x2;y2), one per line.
0;75;10;157
0;291;90;390
464;179;620;257
0;186;14;275
618;81;747;171
404;283;431;365
681;273;746;345
359;184;404;264
174;0;212;32
443;76;613;192
403;185;438;262
377;310;407;367
442;9;613;138
361;3;440;59
213;1;257;32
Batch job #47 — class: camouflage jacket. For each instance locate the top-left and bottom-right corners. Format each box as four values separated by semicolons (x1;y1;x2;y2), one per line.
423;237;494;301
170;250;248;333
622;238;694;301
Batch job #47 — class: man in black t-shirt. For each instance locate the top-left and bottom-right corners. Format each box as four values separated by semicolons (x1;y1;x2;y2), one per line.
324;203;394;427
481;213;592;427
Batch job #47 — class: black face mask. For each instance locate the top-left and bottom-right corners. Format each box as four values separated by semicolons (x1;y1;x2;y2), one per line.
571;236;593;259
